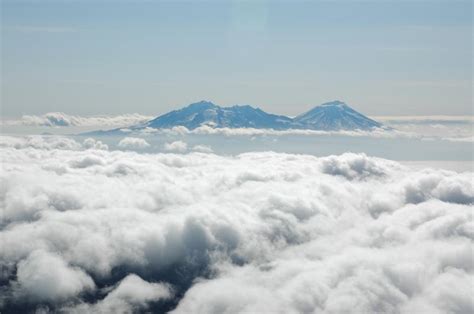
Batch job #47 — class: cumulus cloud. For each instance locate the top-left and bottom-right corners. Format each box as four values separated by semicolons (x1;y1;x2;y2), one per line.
164;140;188;152
13;250;95;302
1;112;152;127
118;137;150;149
83;138;109;150
0;136;472;313
66;275;172;313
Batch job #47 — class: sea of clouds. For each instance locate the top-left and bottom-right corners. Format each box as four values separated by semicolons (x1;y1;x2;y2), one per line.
0;135;473;313
116;123;474;143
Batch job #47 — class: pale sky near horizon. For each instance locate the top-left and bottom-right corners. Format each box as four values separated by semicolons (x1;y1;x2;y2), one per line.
1;0;472;117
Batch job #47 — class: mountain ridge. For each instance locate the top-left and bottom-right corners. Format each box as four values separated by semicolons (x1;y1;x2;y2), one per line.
85;100;385;135
145;100;294;130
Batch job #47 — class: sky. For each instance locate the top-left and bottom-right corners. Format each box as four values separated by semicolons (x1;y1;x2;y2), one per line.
1;0;472;117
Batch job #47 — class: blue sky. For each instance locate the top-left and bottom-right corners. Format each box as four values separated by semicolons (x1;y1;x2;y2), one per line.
1;0;472;117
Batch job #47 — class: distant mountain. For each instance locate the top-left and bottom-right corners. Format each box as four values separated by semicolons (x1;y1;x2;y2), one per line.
294;100;383;131
145;101;293;130
83;100;384;135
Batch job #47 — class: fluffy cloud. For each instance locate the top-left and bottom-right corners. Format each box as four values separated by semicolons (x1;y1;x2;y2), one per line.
13;250;95;302
1;112;152;127
83;138;109;150
118;137;150;149
65;275;172;313
0;135;472;313
164;140;188;152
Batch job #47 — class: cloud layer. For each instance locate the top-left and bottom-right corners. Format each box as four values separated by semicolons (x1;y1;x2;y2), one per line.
0;135;472;313
123;125;410;138
114;124;474;143
2;112;152;127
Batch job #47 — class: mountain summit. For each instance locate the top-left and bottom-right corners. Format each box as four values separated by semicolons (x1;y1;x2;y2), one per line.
294;101;382;130
145;101;293;130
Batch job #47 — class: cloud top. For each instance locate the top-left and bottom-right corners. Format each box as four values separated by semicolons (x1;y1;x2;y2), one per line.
14;250;95;302
0;135;472;313
163;140;188;152
118;137;150;149
2;112;152;127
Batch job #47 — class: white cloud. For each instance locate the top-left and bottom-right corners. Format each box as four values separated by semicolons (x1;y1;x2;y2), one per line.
121;118;471;142
161;125;406;138
66;275;172;313
83;138;109;150
442;136;474;143
370;116;473;141
164;140;188;152
2;112;153;127
131;124;469;142
118;137;150;149
0;137;472;313
14;250;95;302
0;135;82;150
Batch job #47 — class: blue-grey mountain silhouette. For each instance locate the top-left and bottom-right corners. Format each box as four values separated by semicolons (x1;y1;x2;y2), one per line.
294;100;383;130
145;101;294;130
84;100;384;135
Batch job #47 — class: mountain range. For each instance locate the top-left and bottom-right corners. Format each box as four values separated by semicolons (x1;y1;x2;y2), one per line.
88;100;384;135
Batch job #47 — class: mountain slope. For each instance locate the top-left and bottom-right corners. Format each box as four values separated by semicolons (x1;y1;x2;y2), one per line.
294;101;382;130
145;101;294;130
83;100;385;135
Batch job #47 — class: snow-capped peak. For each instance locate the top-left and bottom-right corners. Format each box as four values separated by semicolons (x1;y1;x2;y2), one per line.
89;100;385;134
294;101;382;130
